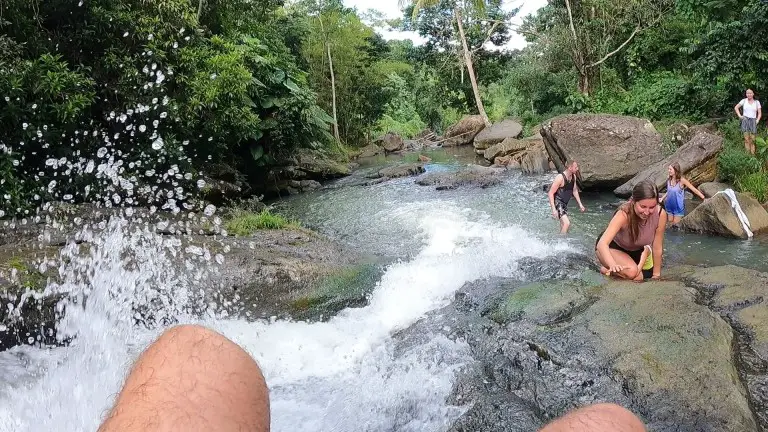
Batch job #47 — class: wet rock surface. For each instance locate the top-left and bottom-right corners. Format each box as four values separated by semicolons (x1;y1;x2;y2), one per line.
416;165;505;190
0;207;385;351
399;257;767;431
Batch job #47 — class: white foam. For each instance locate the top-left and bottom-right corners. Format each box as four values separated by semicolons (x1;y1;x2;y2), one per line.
0;204;569;432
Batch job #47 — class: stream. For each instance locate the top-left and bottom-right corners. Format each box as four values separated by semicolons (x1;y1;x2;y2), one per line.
1;147;767;431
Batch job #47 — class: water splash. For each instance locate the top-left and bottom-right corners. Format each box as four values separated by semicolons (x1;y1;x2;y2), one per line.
0;201;569;431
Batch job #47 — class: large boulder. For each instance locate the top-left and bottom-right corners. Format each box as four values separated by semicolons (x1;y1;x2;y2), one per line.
541;114;664;189
449;270;762;431
356;143;384;159
442;115;487;147
614;130;723;197
699;181;731;198
519;141;550;175
374;132;404;153
295;149;351;179
484;136;540;161
671;265;768;428
416;164;503;190
679;192;768;238
473;119;523;151
373;163;426;179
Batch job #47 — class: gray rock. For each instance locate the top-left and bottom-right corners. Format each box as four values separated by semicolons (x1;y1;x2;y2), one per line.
443;115;487;147
416;165;504;190
679;192;768;238
699;182;731;198
375;163;426;179
614;130;722;197
473;119;524;150
374;132;405;153
542;114;664;189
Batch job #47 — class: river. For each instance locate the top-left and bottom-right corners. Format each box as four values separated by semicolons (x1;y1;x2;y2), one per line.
0;147;766;431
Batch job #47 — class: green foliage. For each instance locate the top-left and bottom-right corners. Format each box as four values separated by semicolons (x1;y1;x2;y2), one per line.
373;73;426;138
0;0;337;216
225;209;299;235
718;148;761;184
736;171;768;202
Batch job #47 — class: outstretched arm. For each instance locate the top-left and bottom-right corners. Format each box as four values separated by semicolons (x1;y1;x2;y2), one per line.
651;210;667;279
547;174;564;218
681;178;705;200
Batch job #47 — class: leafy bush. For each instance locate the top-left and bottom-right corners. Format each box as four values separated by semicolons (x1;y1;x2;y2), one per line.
225;209;299;235
590;72;725;121
736;172;768;202
372;73;427;139
718;147;761;183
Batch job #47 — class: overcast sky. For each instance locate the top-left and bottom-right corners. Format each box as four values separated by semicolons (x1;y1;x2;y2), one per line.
342;0;548;50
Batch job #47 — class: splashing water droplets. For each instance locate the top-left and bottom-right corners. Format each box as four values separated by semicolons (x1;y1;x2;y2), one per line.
203;204;216;217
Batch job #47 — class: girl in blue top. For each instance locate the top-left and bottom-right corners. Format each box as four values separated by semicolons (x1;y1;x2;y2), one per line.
659;162;705;226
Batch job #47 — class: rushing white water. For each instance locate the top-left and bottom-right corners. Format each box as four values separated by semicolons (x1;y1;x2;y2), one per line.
0;203;569;432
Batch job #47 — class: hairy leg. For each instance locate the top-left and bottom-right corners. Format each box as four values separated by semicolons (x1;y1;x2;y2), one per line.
595;247;639;280
559;214;571;234
99;324;270;432
540;403;646;432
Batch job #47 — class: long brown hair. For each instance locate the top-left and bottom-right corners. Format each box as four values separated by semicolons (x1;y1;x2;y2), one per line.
668;162;682;183
621;180;659;243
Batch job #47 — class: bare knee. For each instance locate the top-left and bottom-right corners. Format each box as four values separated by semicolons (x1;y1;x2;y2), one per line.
540;403;646;432
101;325;270;432
621;265;639;280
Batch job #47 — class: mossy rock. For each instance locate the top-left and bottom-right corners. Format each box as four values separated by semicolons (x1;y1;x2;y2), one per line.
290;262;384;320
488;271;606;325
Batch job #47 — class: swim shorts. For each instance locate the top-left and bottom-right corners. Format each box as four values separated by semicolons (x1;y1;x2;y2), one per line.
555;198;568;219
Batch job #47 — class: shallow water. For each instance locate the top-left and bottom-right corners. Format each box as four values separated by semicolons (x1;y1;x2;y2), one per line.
1;147;766;431
278;150;768;271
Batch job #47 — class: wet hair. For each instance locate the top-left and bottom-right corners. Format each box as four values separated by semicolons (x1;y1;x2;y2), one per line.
668;162;682;182
621;180;659;243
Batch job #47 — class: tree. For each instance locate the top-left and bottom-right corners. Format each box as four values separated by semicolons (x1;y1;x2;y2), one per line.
525;0;674;95
402;0;514;126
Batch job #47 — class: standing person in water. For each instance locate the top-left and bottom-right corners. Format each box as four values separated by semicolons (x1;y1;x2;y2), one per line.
547;160;586;234
659;162;706;226
596;180;667;280
734;88;761;155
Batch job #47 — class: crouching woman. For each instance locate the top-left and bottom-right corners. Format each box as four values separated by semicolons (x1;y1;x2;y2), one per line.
595;180;667;280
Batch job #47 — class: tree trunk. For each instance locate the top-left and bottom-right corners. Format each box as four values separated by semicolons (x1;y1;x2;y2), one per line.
197;0;205;21
578;70;590;96
454;7;490;127
318;13;340;142
327;44;340;142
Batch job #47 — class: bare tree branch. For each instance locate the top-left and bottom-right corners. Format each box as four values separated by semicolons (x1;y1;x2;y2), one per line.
587;24;639;68
471;20;502;53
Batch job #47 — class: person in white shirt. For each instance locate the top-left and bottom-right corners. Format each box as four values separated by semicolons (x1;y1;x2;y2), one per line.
734;88;762;155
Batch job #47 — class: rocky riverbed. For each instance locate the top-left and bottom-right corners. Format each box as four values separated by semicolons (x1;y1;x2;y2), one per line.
398;258;768;431
0;205;386;351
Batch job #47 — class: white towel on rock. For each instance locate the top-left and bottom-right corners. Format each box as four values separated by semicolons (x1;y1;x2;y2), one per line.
715;189;753;238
